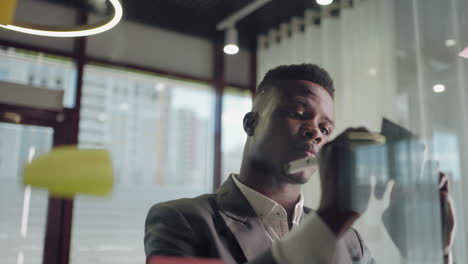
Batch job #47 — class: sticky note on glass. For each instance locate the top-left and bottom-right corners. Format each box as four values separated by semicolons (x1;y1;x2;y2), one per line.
0;0;17;25
459;46;468;59
23;146;114;198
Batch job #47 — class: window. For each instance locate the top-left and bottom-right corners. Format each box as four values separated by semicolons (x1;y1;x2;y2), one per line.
0;123;53;264
71;64;215;264
221;88;252;182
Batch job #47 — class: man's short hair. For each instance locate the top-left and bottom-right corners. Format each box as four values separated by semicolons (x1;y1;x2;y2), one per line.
257;64;335;98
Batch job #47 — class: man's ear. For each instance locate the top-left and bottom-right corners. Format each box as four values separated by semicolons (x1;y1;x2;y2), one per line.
243;112;259;136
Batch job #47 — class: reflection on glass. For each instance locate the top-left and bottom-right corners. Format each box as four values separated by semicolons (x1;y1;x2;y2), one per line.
432;131;466;262
72;64;215;264
0;46;77;107
221;88;252;182
0;123;52;264
256;0;467;262
353;139;444;263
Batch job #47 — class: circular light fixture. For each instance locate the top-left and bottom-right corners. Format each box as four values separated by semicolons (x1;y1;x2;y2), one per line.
0;0;123;37
433;84;446;93
224;44;239;55
316;0;333;6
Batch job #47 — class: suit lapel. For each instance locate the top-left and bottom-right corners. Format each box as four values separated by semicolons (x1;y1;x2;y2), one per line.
215;177;272;261
214;182;358;264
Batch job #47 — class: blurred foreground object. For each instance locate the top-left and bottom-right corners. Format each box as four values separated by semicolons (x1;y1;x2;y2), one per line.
148;256;223;264
380;119;445;263
23;146;113;198
285;131;386;174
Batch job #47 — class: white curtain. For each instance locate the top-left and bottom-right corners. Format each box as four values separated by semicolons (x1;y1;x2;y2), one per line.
257;0;468;263
258;0;399;133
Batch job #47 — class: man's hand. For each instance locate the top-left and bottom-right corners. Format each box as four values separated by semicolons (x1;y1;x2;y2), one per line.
439;171;455;262
316;127;379;238
383;158;456;263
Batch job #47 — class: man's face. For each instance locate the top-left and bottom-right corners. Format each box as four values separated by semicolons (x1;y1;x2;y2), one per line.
247;80;335;184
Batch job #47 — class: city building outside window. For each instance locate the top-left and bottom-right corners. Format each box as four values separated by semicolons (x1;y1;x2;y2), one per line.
72;64;215;264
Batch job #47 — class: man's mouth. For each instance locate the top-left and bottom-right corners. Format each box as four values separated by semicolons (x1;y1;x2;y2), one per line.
293;143;318;157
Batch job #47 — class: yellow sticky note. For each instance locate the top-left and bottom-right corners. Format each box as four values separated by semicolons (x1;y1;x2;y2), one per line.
0;0;17;25
23;146;114;198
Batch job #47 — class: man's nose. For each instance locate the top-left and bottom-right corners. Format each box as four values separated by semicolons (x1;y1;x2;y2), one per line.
300;125;322;144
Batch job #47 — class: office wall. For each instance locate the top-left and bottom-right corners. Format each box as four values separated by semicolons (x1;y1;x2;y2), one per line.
0;0;76;53
0;1;253;85
86;14;214;80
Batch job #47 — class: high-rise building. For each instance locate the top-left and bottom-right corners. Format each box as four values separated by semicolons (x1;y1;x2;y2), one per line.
78;66;171;186
166;108;212;187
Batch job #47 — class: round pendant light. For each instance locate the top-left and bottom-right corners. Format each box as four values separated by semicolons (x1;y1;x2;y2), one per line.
0;0;123;38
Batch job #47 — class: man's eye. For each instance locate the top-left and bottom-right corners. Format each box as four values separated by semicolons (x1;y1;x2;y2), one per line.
287;111;304;119
321;127;330;135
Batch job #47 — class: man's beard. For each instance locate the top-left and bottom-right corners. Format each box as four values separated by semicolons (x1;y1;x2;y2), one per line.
249;156;315;185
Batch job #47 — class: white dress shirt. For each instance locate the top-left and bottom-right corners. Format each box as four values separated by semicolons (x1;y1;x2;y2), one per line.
231;174;338;264
232;174;304;240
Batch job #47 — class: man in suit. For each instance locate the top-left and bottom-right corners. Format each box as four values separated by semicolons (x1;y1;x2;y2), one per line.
144;64;453;264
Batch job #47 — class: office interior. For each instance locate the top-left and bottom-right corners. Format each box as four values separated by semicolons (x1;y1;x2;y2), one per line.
0;0;467;263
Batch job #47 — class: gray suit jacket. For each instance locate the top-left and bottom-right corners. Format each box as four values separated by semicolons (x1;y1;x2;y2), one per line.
144;177;374;264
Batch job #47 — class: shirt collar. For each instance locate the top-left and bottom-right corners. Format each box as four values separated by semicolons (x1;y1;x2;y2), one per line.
231;174;304;223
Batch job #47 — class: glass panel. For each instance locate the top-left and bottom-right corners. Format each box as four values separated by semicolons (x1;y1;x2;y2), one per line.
71;64;215;264
221;87;252;182
0;122;53;264
0;46;77;108
256;0;468;262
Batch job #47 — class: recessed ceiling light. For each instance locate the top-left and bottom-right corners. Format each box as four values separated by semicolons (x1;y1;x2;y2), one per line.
224;27;239;55
445;39;456;47
0;0;123;37
316;0;333;6
224;44;239;55
433;84;446;93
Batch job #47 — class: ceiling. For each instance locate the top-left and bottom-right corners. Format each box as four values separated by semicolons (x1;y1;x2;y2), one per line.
40;0;323;50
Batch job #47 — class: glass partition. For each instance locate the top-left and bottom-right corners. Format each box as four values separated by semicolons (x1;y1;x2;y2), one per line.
257;0;468;263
